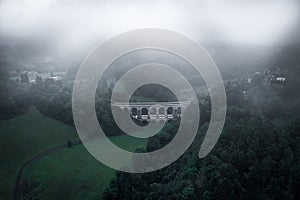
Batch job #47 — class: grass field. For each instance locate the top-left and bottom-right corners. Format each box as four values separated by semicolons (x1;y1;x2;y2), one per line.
0;106;147;199
0;106;77;199
23;135;147;200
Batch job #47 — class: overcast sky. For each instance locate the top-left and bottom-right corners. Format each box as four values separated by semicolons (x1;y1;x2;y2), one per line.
1;0;299;48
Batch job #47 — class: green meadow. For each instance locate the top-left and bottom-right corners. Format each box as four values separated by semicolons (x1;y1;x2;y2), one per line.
0;107;147;199
22;135;147;200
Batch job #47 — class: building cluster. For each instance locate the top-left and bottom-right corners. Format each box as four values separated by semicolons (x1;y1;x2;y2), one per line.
244;68;287;85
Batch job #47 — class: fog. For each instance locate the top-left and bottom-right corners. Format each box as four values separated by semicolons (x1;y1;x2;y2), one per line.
1;0;299;45
0;0;299;71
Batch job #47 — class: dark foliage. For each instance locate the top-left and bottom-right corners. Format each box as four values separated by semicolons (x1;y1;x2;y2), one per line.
103;107;300;200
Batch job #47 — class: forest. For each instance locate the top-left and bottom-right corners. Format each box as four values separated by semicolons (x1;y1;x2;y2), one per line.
0;47;299;199
0;4;300;196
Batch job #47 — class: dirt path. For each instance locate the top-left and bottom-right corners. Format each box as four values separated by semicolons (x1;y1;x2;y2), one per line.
13;140;82;200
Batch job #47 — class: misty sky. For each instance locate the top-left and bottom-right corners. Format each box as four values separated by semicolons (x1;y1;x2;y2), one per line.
1;0;299;45
0;0;299;71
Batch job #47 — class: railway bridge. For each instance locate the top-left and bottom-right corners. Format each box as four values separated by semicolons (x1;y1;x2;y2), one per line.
111;101;191;121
